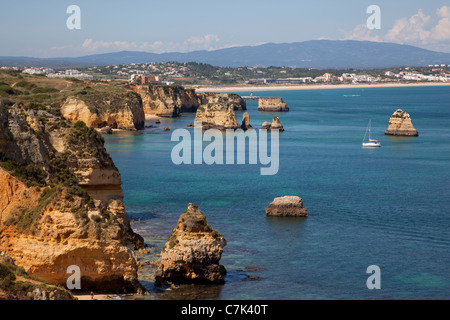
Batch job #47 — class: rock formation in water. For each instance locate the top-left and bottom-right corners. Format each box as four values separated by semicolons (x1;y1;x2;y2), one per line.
241;112;253;131
384;109;419;136
261;116;284;131
61;89;145;131
0;252;75;300
201;92;247;111
0;103;145;294
194;102;241;130
154;203;227;286
258;97;289;112
265;196;308;217
133;85;201;118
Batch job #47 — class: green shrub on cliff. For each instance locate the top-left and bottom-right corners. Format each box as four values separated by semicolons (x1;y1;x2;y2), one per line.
0;159;47;187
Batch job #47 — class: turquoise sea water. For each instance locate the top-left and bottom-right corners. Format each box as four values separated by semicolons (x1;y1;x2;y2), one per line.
104;86;450;300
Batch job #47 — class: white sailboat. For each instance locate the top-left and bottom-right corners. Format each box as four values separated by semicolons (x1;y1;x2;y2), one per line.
362;120;381;148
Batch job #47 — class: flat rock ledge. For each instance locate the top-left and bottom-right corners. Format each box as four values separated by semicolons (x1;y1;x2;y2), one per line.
265;196;308;217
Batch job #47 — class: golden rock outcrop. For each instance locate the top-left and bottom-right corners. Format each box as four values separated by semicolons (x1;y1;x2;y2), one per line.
0;104;145;293
384;109;419;136
154;203;227;286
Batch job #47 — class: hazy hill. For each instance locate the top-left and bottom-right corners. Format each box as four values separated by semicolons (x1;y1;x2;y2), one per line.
1;40;450;69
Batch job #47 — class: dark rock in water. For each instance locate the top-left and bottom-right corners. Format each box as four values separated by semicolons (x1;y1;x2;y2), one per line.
187;123;195;128
244;266;267;271
97;126;113;134
154;203;227;286
155;119;161;124
266;196;308;217
163;127;170;131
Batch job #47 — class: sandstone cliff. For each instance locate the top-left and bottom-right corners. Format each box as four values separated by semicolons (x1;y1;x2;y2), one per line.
258;97;289;112
154;203;227;286
0;253;74;300
133;85;201;118
201;92;246;111
61;89;145;131
384;109;419;136
0;103;145;293
194;103;240;130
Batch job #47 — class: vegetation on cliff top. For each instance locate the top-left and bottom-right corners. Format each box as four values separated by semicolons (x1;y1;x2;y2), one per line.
0;70;136;115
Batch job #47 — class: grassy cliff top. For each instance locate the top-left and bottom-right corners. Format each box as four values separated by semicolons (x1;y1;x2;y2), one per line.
0;70;134;112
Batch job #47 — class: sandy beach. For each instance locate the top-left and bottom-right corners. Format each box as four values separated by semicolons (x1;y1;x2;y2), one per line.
191;82;450;93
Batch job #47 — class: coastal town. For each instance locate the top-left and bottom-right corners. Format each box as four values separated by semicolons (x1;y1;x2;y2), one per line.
2;62;450;87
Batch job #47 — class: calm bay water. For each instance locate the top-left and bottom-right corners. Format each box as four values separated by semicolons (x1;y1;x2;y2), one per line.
104;86;450;300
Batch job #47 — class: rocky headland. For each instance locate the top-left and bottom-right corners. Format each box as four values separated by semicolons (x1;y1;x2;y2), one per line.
384;109;419;136
258;97;289;112
266;196;308;217
61;89;145;131
0;101;145;294
154;203;227;286
133;85;201;118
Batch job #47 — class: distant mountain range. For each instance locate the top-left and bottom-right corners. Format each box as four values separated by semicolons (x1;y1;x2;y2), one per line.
2;40;450;69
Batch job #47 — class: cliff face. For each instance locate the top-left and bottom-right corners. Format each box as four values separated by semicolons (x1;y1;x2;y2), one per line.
201;93;247;111
133;85;201;117
194;103;240;130
258;97;289;112
61;90;145;131
384;109;419;136
154;203;227;286
0;253;75;300
0;104;144;293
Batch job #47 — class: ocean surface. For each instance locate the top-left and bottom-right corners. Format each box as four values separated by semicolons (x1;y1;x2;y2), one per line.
103;86;450;300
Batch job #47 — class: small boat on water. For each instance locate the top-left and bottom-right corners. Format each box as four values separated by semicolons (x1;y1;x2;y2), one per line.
362;120;381;148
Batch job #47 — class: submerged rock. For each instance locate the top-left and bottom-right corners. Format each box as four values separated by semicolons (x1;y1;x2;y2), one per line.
258;97;289;112
265;196;308;217
154;203;227;286
384;109;419;136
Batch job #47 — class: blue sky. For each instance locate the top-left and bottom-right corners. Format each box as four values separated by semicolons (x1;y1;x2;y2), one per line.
1;0;449;57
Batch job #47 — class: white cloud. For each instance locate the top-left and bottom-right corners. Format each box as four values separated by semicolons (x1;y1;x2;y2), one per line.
79;34;221;55
344;6;450;52
82;39;138;52
345;24;381;42
384;9;431;43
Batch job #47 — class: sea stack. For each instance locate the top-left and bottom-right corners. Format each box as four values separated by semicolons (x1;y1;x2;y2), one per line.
241;112;253;131
201;92;247;111
384;109;419;136
154;203;227;286
261;116;284;131
258;97;289;112
194;103;241;130
265;196;308;217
